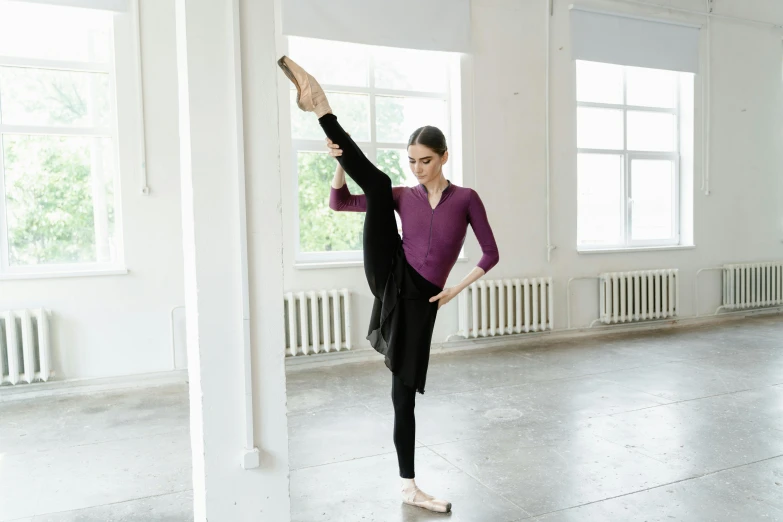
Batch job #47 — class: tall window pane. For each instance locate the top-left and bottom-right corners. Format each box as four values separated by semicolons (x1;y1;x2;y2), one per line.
0;3;121;272
3;135;116;265
287;37;369;88
374;47;448;93
0;67;111;128
0;2;111;63
576;61;623;104
631;159;674;240
288;37;454;258
626;66;678;108
627;112;676;152
290;92;371;141
576;59;686;249
297;151;364;253
577;107;624;150
375;96;447;144
577;153;624;245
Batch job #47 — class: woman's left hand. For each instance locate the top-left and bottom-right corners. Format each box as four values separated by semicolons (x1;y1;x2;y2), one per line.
429;287;460;309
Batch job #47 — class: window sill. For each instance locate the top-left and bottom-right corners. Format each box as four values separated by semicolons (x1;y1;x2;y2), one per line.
577;245;695;255
295;260;363;270
0;268;129;281
295;255;470;270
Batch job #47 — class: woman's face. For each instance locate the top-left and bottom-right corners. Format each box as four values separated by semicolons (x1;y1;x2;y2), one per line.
408;143;449;185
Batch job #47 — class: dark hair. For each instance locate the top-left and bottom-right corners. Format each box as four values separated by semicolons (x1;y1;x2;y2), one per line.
408;126;448;156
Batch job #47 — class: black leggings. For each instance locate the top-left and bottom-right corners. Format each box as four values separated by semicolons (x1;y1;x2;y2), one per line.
318;114;400;298
318;114;416;478
392;372;417;478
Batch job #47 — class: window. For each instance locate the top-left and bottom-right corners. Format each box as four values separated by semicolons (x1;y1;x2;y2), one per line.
0;0;133;276
576;60;694;250
286;36;461;263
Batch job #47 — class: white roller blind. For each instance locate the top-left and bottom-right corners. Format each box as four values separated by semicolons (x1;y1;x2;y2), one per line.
282;0;471;53
570;6;700;73
14;0;128;12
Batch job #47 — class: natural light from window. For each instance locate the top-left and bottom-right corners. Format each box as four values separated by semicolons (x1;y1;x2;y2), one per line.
576;60;694;250
0;1;122;273
287;36;458;262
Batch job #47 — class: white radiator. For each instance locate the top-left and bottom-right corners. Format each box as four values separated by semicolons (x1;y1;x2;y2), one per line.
457;278;554;338
0;309;52;386
599;270;679;324
284;289;352;356
722;262;783;310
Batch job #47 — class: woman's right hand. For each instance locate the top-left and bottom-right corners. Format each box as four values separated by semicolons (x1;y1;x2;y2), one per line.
330;143;346;189
326;137;344;157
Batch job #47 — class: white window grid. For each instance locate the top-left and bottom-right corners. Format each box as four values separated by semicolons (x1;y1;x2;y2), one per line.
0;8;126;275
290;50;458;264
577;64;681;250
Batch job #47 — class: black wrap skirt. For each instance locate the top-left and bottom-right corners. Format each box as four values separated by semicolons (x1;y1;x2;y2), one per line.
366;243;442;394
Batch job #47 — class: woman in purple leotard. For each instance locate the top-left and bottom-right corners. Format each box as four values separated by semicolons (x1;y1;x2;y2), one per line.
278;55;499;514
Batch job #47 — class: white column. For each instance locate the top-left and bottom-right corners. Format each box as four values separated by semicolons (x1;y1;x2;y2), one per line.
174;0;290;520
238;0;291;510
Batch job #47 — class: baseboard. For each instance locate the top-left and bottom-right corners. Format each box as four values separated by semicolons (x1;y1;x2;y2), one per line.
5;308;778;398
0;369;189;403
286;307;783;371
438;307;783;353
285;346;380;372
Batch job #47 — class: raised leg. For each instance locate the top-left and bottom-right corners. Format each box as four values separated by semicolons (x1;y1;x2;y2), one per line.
319;114;400;296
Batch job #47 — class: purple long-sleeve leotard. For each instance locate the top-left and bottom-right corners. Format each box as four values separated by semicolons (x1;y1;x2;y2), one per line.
329;182;499;289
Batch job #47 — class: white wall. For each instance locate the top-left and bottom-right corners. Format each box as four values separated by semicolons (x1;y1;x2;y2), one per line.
549;0;783;326
281;0;783;347
4;0;782;383
0;0;185;381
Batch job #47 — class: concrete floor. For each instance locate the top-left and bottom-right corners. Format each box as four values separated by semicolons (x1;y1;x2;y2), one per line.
0;381;192;521
3;316;783;521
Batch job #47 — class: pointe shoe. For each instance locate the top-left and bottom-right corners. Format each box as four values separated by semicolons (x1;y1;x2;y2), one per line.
277;55;332;118
401;486;452;513
418;489;451;510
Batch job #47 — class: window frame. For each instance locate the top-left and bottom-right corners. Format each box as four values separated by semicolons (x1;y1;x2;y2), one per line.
286;38;461;264
0;0;139;278
576;61;682;251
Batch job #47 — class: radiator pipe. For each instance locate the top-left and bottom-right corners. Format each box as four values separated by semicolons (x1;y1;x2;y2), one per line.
703;0;712;196
545;0;555;262
130;0;150;195
230;0;259;471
